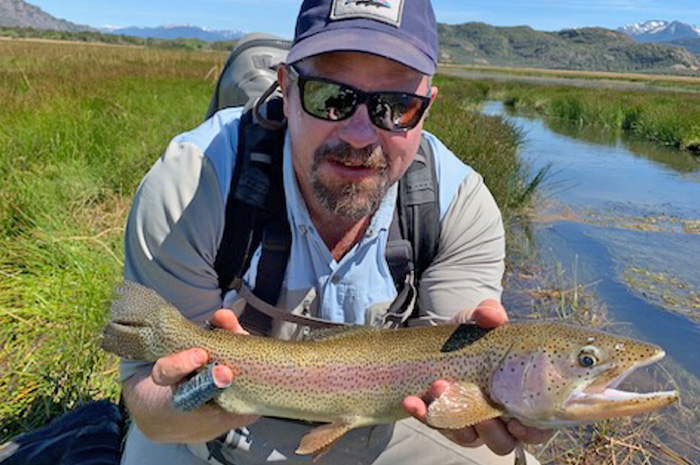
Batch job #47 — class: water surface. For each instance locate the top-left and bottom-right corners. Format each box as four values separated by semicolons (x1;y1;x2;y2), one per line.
486;101;700;379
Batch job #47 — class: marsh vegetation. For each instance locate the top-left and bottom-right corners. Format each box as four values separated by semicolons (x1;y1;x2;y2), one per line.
1;39;697;464
0;41;534;441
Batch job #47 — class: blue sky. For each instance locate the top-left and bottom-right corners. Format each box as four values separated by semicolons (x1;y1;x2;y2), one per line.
28;0;700;35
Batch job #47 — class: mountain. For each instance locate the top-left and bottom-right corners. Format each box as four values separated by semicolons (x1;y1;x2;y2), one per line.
665;38;700;55
438;23;700;72
619;20;700;43
0;0;93;31
100;24;243;42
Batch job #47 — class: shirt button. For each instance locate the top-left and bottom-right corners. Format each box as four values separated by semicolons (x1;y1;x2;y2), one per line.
299;225;307;236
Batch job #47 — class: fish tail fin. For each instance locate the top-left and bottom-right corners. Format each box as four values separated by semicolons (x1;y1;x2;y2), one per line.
101;281;185;361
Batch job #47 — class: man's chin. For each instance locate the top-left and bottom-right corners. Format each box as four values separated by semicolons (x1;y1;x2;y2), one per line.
314;184;386;222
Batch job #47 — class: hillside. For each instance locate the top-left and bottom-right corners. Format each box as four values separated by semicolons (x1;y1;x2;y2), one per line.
439;23;700;73
0;0;93;31
665;38;700;55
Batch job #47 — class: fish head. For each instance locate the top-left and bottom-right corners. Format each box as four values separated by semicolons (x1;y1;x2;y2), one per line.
489;324;679;428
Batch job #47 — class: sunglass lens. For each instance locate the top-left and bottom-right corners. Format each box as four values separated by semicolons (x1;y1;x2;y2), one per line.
370;94;426;131
302;80;356;121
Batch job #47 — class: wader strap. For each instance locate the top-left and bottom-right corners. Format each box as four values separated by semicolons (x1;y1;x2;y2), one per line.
383;207;418;327
382;271;417;328
238;219;292;335
238;285;349;330
386;207;413;289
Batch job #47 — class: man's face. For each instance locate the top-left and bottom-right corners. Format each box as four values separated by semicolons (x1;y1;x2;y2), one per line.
279;52;437;222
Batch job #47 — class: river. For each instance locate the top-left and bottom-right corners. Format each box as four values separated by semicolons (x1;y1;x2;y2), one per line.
485;101;700;381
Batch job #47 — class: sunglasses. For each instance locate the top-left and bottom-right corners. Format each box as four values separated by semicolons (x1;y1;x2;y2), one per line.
288;66;431;133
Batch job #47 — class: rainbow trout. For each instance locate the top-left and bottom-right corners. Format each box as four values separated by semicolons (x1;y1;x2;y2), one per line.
102;282;678;461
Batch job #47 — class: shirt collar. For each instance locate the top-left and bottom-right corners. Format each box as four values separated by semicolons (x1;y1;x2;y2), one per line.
283;132;397;238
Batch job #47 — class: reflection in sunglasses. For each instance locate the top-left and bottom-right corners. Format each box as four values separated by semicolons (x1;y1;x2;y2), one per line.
291;66;430;132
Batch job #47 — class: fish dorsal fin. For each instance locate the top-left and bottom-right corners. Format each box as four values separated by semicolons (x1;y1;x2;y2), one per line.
305;325;378;342
440;324;492;353
296;420;355;460
426;382;504;429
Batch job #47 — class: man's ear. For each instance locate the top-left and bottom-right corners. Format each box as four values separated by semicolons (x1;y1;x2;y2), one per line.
428;85;439;108
277;65;291;118
424;85;438;120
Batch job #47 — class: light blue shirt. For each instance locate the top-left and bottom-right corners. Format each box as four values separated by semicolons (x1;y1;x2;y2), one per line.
123;106;502;374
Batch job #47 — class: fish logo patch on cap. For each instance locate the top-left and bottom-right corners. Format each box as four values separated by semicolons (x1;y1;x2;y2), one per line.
331;0;404;27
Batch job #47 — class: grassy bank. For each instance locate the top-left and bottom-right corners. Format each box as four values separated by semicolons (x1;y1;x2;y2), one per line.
493;82;700;153
426;76;540;217
0;43;531;441
0;40;225;440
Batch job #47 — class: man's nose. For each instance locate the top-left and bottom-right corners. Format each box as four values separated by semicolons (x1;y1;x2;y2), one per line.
337;104;380;149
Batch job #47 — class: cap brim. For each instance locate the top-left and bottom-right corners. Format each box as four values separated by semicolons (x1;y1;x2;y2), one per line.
287;28;436;76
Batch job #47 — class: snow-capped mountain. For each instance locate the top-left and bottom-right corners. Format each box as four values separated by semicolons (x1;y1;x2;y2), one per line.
619;20;700;43
100;24;243;42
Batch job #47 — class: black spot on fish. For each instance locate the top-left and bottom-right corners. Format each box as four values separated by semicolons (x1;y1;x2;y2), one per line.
440;325;492;353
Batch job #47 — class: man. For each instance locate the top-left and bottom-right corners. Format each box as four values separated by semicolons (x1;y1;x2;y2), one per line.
118;0;550;463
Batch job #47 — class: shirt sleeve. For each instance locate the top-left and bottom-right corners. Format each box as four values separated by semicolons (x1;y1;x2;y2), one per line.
417;171;506;324
119;139;227;381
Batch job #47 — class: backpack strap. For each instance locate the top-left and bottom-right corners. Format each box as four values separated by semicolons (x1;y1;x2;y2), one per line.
400;136;440;282
382;136;440;325
213;96;290;335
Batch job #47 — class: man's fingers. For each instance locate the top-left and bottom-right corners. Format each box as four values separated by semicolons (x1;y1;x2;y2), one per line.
212;309;249;335
440;426;480;446
427;379;451;400
402;395;428;421
152;348;208;386
474;419;517;456
152;310;246;388
507;419;553;444
471;299;508;328
212;363;234;388
403;379;452;422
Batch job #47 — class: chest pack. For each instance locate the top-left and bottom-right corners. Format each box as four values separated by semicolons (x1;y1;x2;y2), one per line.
207;33;441;335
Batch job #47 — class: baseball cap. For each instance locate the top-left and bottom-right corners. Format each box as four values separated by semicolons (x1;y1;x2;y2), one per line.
287;0;438;76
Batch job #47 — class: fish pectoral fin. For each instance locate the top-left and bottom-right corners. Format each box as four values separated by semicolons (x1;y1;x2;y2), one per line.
426;381;504;429
296;420;354;459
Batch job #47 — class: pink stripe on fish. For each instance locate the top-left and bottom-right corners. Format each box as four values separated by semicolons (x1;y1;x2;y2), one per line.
238;359;439;393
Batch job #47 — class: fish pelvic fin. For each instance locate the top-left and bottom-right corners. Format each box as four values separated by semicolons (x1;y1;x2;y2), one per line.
426;382;504;429
295;419;357;460
101;281;185;361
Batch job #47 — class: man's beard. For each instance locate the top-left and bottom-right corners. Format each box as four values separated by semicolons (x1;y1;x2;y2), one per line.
311;141;389;222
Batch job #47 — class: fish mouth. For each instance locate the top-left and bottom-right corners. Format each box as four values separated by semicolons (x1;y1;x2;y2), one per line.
564;349;679;422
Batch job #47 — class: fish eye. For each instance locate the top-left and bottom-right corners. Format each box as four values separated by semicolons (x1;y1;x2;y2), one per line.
578;345;602;368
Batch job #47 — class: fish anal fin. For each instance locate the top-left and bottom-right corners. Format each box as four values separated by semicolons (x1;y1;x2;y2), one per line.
426;382;504;429
296;420;354;460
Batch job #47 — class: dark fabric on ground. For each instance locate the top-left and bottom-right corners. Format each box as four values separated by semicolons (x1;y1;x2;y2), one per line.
0;400;123;465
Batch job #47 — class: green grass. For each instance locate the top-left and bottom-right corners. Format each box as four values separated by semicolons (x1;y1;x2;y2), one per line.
0;42;533;442
3;39;696;464
426;76;543;217
0;40;225;440
496;82;700;153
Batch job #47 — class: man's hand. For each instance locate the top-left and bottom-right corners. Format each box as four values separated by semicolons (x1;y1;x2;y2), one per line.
122;309;259;444
402;299;553;456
